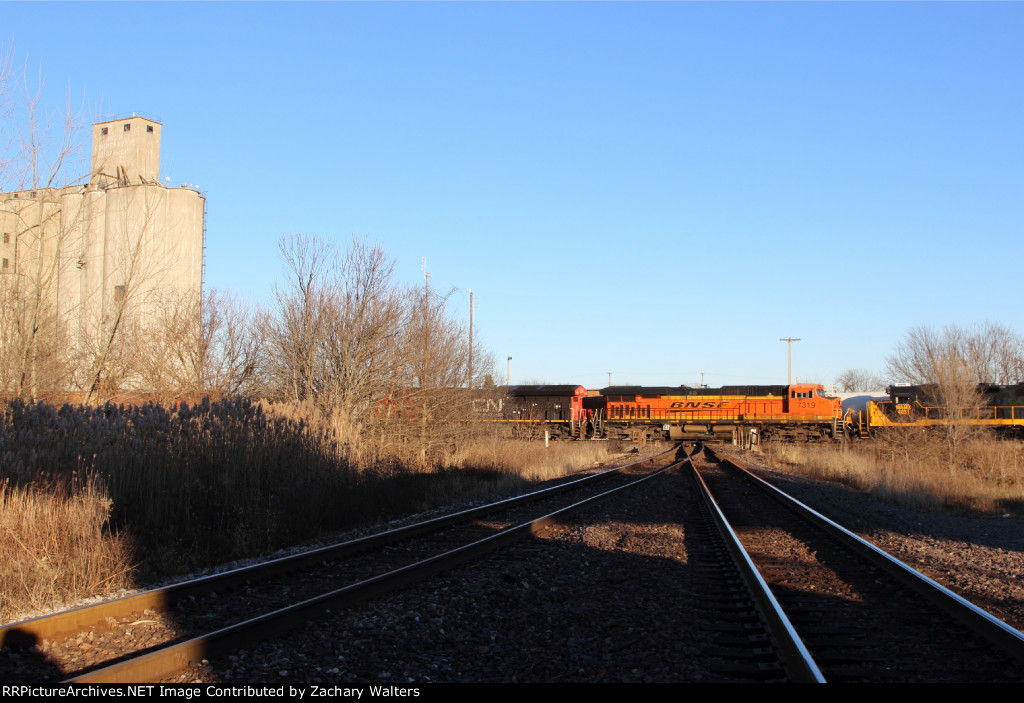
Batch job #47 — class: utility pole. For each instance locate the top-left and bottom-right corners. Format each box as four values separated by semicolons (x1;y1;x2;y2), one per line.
507;356;512;387
608;372;612;387
779;337;801;385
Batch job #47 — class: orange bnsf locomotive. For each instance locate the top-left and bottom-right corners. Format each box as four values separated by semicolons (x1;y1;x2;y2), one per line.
507;383;843;443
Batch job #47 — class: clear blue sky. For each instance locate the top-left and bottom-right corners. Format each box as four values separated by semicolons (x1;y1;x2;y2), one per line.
5;2;1022;389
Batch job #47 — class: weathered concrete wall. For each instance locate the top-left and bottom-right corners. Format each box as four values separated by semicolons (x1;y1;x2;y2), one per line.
91;116;162;186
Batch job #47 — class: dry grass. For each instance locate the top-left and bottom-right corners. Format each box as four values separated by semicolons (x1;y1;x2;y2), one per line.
0;476;133;622
760;433;1024;515
453;437;630;481
0;398;634;622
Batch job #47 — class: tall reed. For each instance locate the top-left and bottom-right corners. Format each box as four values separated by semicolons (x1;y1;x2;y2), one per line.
0;475;133;621
0;397;627;621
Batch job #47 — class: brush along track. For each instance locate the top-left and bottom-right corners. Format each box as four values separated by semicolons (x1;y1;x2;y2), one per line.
1;448;680;683
693;447;1024;682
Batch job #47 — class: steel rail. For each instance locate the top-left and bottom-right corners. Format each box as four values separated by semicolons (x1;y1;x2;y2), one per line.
68;456;684;683
688;454;825;683
1;444;677;650
707;447;1024;666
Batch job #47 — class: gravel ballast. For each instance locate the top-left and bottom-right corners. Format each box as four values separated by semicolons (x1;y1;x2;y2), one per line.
724;447;1024;633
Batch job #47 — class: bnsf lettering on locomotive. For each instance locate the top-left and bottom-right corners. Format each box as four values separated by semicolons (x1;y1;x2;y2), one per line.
669;401;731;409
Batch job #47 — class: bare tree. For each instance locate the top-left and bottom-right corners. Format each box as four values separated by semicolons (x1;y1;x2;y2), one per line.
887;323;1024;387
265;234;406;425
959;322;1024;384
133;290;197;401
132;288;263;401
81;188;182;402
197;289;263;397
0;196;76;399
0;42;14;182
884;323;1024;467
265;233;333;406
390;281;479;465
835;368;885;392
930;350;984;467
1;174;84;403
321;239;406;425
261;234;500;464
469;341;498;390
1;42;86;192
0;42;87;401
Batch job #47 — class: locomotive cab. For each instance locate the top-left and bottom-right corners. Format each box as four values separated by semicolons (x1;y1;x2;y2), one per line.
786;383;841;418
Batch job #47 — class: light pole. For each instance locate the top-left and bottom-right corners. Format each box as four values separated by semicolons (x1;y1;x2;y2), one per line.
507;356;512;387
779;337;801;385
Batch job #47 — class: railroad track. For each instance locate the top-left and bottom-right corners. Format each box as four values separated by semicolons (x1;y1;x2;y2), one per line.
690;446;1024;682
1;447;683;683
